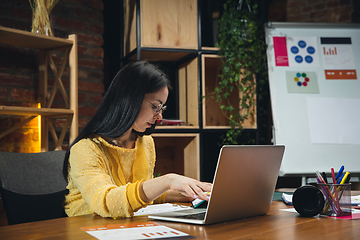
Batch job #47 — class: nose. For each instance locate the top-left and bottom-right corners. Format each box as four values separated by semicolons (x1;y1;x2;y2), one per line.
154;111;163;120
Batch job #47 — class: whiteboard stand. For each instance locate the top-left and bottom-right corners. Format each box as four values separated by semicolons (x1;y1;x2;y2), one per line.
265;22;360;178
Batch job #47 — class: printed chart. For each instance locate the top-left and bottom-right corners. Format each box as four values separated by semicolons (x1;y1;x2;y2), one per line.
320;37;357;80
81;222;189;240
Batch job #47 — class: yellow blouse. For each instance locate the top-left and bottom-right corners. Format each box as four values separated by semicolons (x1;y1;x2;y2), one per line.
64;134;166;218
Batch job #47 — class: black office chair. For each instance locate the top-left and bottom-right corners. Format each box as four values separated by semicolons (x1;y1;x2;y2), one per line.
0;151;68;225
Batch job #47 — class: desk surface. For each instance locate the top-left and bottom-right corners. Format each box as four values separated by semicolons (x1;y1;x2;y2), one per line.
1;201;360;240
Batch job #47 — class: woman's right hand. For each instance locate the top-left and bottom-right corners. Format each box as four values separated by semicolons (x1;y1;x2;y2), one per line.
165;173;212;201
140;173;212;203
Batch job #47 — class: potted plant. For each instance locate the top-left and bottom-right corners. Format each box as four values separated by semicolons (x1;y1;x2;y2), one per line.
212;0;269;145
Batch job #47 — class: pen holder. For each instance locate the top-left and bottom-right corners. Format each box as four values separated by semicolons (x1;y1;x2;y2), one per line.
317;183;351;217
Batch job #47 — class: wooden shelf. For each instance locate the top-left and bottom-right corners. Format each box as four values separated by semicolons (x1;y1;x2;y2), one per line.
201;47;220;52
127;49;197;62
0;26;73;50
155;126;199;130
0;26;78;151
0;106;73;117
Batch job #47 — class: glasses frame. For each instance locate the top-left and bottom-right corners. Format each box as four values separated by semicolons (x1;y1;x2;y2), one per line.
144;98;167;116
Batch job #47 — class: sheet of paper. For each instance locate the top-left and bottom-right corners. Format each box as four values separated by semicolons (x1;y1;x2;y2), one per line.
351;195;360;205
286;71;319;93
320;37;357;80
81;222;190;240
286;36;320;67
307;97;360;144
280;208;297;213
134;203;192;216
281;193;293;205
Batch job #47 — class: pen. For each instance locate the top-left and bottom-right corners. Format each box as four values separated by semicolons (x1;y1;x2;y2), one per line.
316;176;338;214
339;172;350;185
316;171;326;184
336;172;345;184
321;172;328;183
315;171;339;214
336;172;350;195
331;168;340;211
345;174;351;184
337;173;351;202
323;171;350;213
335;165;344;181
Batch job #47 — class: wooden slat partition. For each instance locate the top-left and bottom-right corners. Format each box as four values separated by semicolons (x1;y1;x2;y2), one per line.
178;57;199;127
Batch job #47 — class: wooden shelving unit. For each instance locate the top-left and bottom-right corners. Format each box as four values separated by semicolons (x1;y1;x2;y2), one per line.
152;133;199;180
201;54;257;129
0;26;78;151
122;0;258;181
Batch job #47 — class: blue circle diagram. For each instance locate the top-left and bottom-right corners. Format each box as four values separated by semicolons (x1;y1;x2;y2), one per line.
291;40;316;64
295;55;303;63
298;40;306;48
291;46;299;54
307;46;315;54
305;55;313;63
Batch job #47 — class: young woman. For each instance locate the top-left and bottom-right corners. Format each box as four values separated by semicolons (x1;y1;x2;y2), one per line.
63;60;212;218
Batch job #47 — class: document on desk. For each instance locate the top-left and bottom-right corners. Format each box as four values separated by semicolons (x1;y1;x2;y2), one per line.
134;203;192;216
81;222;190;240
352;195;360;205
281;193;293;205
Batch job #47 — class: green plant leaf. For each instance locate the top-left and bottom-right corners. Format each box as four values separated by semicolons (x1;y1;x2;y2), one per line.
206;0;269;145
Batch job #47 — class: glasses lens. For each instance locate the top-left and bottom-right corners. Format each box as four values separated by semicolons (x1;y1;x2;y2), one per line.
155;105;166;114
145;99;166;115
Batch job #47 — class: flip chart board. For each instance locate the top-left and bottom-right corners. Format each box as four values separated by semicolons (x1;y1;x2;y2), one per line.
265;22;360;176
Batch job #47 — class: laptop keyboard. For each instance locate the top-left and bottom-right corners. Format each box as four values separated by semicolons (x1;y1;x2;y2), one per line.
174;212;206;220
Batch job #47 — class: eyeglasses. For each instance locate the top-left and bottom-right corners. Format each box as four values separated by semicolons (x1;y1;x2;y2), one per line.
144;98;167;116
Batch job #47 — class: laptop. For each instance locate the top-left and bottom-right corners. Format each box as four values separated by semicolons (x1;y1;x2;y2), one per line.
148;145;285;225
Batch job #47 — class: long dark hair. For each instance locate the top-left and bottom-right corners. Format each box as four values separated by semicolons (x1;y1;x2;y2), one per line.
63;60;171;179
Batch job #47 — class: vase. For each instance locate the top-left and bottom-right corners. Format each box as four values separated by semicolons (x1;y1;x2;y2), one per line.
31;1;53;36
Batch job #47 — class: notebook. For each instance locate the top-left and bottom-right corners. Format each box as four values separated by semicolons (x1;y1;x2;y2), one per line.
148;145;285;225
